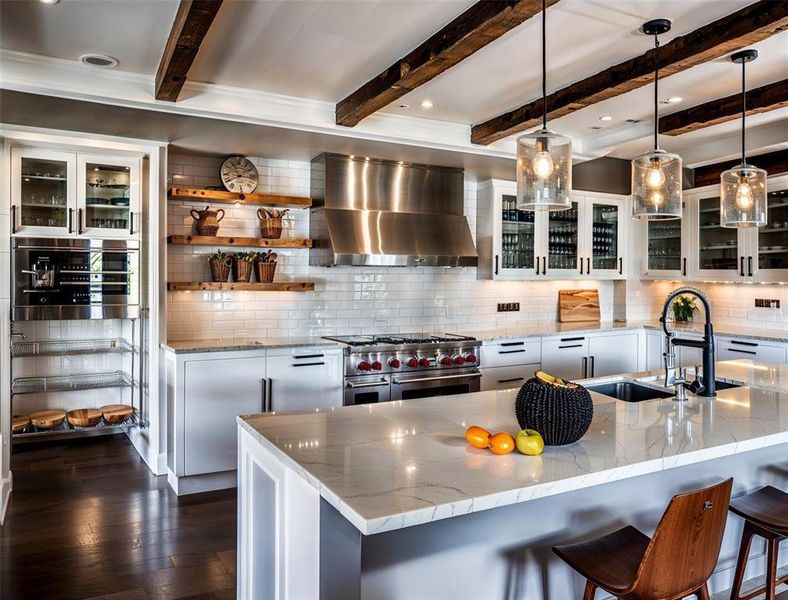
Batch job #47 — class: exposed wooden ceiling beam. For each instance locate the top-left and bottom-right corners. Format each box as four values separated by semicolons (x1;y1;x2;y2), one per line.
472;0;788;145
660;78;788;136
693;148;788;187
336;0;559;128
155;0;224;102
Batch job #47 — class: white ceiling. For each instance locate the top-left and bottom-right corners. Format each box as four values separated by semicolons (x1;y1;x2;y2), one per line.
0;0;785;164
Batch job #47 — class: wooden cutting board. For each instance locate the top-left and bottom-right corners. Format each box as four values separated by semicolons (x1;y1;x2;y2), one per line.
67;408;102;428
99;404;133;423
559;289;601;323
31;409;66;429
12;415;30;433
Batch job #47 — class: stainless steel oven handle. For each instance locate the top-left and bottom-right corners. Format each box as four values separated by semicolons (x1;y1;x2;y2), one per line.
346;379;389;389
59;270;134;275
392;372;482;385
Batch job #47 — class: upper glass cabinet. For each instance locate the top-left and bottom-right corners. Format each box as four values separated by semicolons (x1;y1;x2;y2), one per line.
546;201;579;274
585;196;624;276
757;189;788;272
11;148;76;235
500;193;538;272
79;155;140;237
693;194;747;278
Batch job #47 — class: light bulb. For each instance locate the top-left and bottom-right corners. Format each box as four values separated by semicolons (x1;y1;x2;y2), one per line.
532;151;555;179
649;190;664;207
735;176;753;209
646;160;665;189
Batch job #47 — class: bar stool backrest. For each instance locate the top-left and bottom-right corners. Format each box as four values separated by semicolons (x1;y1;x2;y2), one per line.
630;478;733;599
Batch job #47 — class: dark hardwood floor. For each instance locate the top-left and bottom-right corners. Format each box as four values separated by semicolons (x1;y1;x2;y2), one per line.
0;435;237;600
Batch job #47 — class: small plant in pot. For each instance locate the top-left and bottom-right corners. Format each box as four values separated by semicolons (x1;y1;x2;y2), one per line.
208;250;232;282
232;252;256;282
255;250;278;283
672;295;698;322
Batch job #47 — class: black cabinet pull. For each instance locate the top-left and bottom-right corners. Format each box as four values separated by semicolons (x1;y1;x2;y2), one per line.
11;205;16;234
590;355;595;377
747;256;753;277
129;212;134;235
500;341;525;347
542;256;547;275
582;356;588;378
294;354;324;359
67;208;73;234
499;349;526;354
77;208;83;235
495;254;499;275
261;377;267;412
619;257;623;275
535;256;539;275
682;258;687;277
728;348;756;356
291;362;326;367
559;344;583;349
586;257;591;274
267;378;273;412
579;257;584;275
730;340;758;347
740;256;745;277
560;337;585;342
498;377;525;384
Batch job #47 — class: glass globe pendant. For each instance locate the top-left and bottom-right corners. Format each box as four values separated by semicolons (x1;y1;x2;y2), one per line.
516;0;572;211
632;19;683;220
720;49;767;228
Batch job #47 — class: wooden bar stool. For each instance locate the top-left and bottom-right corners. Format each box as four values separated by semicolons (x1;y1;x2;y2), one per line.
553;479;733;600
728;486;788;600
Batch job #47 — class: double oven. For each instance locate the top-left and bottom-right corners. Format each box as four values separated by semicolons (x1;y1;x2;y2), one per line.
13;237;140;320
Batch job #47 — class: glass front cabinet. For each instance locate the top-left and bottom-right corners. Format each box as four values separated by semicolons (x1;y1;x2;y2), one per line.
11;147;141;239
477;180;626;280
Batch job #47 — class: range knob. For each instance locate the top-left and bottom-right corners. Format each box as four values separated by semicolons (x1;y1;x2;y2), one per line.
453;355;466;366
371;360;383;371
388;357;401;369
406;357;419;368
439;355;453;366
464;353;477;364
357;360;372;372
418;357;430;368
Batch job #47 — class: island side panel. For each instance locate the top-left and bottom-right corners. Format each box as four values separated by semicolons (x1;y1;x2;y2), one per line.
358;444;788;599
320;499;362;599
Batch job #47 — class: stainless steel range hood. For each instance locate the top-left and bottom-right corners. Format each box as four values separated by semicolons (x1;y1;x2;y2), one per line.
310;153;477;267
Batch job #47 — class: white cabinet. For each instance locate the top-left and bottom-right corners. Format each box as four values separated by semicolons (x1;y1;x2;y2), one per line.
588;332;639;377
688;189;750;281
481;365;539;391
716;337;786;364
477;180;626;280
183;354;266;476
645;330;665;371
641;208;690;279
541;336;589;380
751;175;788;283
10;146;141;239
266;347;343;412
480;339;541;391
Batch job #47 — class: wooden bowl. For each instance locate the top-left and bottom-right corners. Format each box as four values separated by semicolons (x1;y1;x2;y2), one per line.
12;415;31;433
31;409;66;429
67;408;102;428
99;404;133;423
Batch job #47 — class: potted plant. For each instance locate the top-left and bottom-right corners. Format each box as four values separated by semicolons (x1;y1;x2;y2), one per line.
232;251;256;282
254;250;278;283
672;295;698;322
208;250;232;282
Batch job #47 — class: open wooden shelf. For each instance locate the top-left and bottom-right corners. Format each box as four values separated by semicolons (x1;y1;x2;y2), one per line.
168;186;311;208
167;281;314;292
167;235;312;248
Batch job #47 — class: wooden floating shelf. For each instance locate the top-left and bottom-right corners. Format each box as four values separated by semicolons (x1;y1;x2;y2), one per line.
168;186;311;208
167;282;314;292
167;235;312;248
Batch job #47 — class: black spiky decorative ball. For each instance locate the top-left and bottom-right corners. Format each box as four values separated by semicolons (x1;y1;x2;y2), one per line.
514;376;593;446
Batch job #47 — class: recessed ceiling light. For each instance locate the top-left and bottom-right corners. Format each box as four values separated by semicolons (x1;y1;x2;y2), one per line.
39;0;60;4
666;96;683;103
590;126;603;130
397;103;409;110
79;54;119;68
625;118;641;123
598;115;613;122
420;100;434;109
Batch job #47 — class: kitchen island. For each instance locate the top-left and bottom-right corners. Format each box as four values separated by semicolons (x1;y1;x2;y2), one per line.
236;360;788;599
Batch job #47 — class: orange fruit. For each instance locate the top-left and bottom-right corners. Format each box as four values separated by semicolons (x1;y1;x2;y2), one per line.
465;425;491;449
488;432;516;455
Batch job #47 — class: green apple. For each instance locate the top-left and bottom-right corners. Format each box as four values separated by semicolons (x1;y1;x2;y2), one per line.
515;429;544;456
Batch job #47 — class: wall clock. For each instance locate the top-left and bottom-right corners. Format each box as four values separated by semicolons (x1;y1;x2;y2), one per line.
220;156;258;194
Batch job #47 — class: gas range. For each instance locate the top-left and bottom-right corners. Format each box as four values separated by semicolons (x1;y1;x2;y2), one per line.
323;333;481;375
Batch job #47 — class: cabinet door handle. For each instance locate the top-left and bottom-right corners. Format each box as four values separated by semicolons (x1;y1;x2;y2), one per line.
579;257;584;275
582;356;588;378
535;256;540;275
498;377;525;384
294;354;324;359
586;257;591;274
728;348;756;356
495;254;499;275
129;212;134;235
542;256;547;275
560;337;585;342
682;258;687;277
291;362;325;367
590;355;595;377
500;341;525;347
261;377;267;412
11;205;16;234
747;256;753;277
619;257;623;275
730;340;758;347
559;344;583;349
267;378;273;412
77;208;83;235
498;349;526;354
67;208;73;234
740;256;745;277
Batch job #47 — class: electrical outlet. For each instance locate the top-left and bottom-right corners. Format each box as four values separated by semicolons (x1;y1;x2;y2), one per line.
755;299;781;308
497;302;520;312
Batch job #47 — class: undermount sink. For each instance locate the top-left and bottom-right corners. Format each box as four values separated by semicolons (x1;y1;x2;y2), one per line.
586;381;675;403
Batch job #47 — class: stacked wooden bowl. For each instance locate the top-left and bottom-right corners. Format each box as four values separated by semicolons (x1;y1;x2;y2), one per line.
30;410;66;429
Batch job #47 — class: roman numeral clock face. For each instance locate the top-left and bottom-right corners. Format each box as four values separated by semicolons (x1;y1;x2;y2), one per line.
220;156;258;194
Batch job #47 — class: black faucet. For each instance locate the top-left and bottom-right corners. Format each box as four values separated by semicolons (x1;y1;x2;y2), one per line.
659;287;716;398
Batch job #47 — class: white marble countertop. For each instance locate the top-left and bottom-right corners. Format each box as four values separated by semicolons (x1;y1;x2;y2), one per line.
238;360;788;535
161;337;343;354
457;320;788;343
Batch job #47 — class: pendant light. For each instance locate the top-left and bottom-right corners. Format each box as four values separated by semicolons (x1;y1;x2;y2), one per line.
720;49;767;228
516;0;572;211
632;19;682;220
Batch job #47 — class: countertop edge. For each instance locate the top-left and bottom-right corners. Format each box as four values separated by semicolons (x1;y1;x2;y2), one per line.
161;339;343;353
